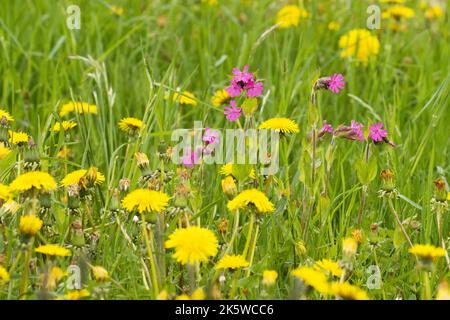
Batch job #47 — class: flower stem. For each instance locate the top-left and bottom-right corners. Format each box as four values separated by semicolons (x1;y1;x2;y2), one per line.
388;198;413;248
19;237;34;299
245;224;259;278
140;216;159;297
243;213;255;258
223;210;240;256
422;271;431;300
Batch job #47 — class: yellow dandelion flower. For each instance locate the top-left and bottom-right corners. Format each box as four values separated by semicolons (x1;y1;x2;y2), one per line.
91;266;109;282
0;183;10;201
0;143;11;160
0;266;10;284
227;189;275;213
35;244;71;257
339;29;380;65
215;254;249;270
409;244;446;261
211;89;231;107
52;121;77;132
19;214;43;236
382;6;415;20
292;267;330;294
8;130;29;146
331;282;368;300
191;287;206;300
165;226;218;265
118;117;144;135
10;171;57;193
447;192;450;201
276;5;308;28
170;91;198;106
176;294;190;300
45;266;66;290
122;189;170;213
315;259;343;278
380;0;406;3
436;281;450;300
202;0;217;6
351;229;364;244
57;146;71;159
425;5;444;19
65;289;90;300
343;237;358;257
219;163;256;179
258;118;299;134
0;109;14;122
328;21;341;31
61;168;105;187
59;101;97;117
262;270;278;286
111;5;124;15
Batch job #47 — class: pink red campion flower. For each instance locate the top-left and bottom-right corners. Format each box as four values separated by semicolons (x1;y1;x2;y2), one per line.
224;101;242;122
322;120;333;133
350;120;365;141
226;65;264;98
181;147;200;167
327;73;345;93
203;128;220;145
369;122;387;142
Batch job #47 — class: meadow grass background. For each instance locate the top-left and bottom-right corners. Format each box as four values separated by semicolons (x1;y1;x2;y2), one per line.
0;0;449;299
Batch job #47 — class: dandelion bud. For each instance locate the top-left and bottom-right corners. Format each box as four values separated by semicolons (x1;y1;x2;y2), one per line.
67;184;80;210
351;229;363;244
380;169;395;192
109;188;120;212
0;116;10;145
157;141;168;160
217;218;228;235
295;240;307;256
23;136;41;171
135;152;149;168
118;178;130;192
173;183;190;208
135;152;152;178
70;220;85;247
433;178;447;202
221;176;237;199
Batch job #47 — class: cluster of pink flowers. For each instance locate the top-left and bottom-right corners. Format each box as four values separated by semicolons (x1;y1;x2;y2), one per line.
226;65;264;98
319;120;392;145
181;127;221;167
223;65;264;122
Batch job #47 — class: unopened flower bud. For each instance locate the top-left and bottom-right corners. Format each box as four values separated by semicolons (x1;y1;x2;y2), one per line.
433;178;447;202
221;176;237;199
380;169;395;192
